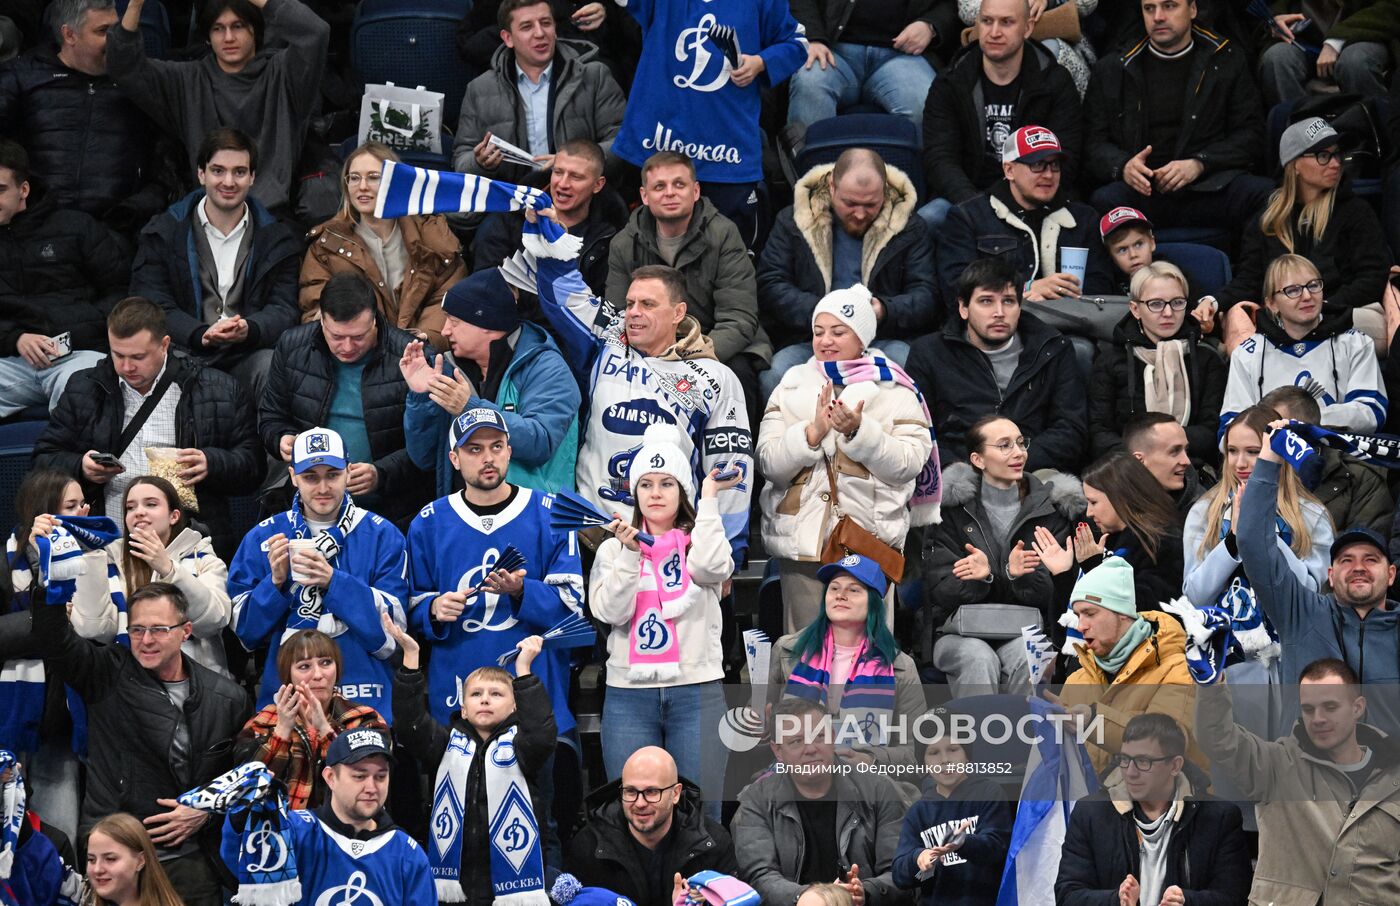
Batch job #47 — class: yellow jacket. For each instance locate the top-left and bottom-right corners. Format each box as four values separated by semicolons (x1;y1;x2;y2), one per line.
1059;610;1206;776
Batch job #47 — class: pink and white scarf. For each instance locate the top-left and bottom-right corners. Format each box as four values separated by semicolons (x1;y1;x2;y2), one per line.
627;529;701;683
820;356;942;525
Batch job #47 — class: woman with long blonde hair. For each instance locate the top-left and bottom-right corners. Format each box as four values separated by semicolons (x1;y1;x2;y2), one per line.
299;141;466;349
81;813;184;906
1207;117;1390;353
1183;406;1333;656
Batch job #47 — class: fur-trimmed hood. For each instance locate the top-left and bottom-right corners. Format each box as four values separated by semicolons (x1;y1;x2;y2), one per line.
940;461;1085;517
792;162;919;293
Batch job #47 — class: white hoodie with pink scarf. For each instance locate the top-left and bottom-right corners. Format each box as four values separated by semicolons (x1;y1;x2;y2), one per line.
589;497;733;688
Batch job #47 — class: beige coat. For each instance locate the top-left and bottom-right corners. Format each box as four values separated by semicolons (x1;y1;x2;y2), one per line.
299;211;466;350
1197;681;1400;906
757;357;934;562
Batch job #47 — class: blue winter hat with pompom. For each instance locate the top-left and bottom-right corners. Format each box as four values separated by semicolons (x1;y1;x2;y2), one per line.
551;873;638;906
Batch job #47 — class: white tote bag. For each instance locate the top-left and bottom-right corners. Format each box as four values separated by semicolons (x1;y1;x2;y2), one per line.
358;81;444;154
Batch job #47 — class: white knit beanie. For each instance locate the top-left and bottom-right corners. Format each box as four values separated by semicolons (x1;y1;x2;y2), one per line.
812;284;877;351
628;424;696;500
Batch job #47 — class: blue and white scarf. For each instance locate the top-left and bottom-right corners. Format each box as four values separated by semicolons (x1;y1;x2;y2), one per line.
429;725;546;905
1270;420;1400;472
0;751;22;881
1215;497;1284;662
374;161;582;260
1163;598;1234;685
30;516;120;605
179;762;300;906
285;494;363;639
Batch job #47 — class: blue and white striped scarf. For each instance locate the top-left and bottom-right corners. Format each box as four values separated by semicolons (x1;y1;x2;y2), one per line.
30;517;120;606
1270;420;1400;472
0;750;21;881
374;161;581;260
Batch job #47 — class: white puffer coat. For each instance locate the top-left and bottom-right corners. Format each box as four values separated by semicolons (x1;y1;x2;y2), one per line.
758;355;934;561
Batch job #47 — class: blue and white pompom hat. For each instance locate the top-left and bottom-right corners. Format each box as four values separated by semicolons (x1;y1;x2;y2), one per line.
448;406;511;451
816;553;889;598
549;873;637;906
293;427;347;473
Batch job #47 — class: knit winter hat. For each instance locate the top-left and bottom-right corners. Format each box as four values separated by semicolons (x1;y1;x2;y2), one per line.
628;423;695;500
812;284;877;351
550;873;638;906
1069;557;1137;617
442;267;521;332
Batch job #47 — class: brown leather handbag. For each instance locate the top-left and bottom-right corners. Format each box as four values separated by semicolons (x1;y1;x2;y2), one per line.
818;457;906;583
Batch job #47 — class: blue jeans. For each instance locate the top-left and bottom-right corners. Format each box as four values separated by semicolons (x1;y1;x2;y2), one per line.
600;681;727;821
787;43;935;133
916;197;954;240
758;340;913;404
0;351;104;417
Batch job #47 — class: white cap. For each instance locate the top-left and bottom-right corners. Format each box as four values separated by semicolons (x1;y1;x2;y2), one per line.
812;284;877;351
628;424;695;500
292;427;347;473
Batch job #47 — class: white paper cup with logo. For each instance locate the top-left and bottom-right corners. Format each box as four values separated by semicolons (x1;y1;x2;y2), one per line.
287;539;319;584
1060;247;1089;288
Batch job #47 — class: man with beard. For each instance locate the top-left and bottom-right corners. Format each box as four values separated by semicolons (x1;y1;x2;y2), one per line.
567;746;737;906
1237;418;1400;735
936;125;1112;307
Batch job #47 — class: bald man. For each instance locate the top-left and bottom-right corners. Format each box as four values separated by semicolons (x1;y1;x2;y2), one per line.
566;747;738;906
757;147;935;398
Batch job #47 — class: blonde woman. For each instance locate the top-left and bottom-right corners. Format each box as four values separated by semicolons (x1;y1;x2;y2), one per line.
299;142;467;349
1219;254;1387;434
81;813;184;906
1204;118;1390;353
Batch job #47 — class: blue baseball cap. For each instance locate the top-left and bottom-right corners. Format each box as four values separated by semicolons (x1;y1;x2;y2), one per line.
326;728;395;766
1330;526;1387;561
448;406;510;451
292;427;347;474
816;554;888;598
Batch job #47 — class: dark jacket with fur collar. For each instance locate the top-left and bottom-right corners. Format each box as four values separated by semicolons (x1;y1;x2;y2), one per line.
758;162;936;347
923;462;1085;630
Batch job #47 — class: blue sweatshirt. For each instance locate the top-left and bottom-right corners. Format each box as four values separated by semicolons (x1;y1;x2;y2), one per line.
612;0;806;183
892;777;1012;906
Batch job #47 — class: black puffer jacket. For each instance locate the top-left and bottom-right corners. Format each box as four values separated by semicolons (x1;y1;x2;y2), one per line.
130;190;302;366
1215;186;1390;313
258;318;431;523
32;599;248;863
1087;314;1227;467
31;351;261;556
905;311;1090;473
922;40;1083;204
925;462;1084;631
567;778;739;906
0;192;130;356
0;45;162;225
1083;25;1265;192
394;668;555;906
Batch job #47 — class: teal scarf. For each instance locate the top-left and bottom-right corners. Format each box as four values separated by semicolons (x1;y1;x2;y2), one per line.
1096;618;1153;676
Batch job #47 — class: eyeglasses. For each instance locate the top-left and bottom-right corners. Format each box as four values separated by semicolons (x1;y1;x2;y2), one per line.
1276;279;1324;299
345;172;383;187
1111;753;1177;771
620;786;674;803
1306;150;1345;166
1138;297;1188;313
1020;159;1062;174
986;438;1031;454
128;623;188;640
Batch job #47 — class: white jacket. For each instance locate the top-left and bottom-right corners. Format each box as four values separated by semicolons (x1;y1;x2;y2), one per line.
1220;321;1387;435
71;526;233;678
757;356;934;561
589;497;733;688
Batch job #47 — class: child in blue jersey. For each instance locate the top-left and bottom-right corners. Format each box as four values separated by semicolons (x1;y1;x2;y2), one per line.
388;620;556;905
406;407;583;731
227;427;409;722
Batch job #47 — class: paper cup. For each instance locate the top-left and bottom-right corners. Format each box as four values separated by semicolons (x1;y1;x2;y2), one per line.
288;539;318;584
1060;247;1089;288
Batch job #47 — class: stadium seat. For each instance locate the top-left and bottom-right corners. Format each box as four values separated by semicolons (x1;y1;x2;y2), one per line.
1154;225;1232;251
0;419;47;535
1067;333;1097;385
794;114;926;203
1157;241;1233;300
351;0;475;130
